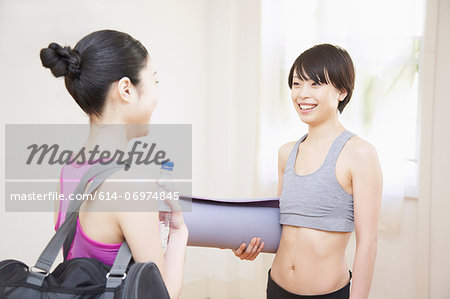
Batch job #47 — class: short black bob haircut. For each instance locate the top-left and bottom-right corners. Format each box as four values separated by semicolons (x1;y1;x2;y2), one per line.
288;44;355;114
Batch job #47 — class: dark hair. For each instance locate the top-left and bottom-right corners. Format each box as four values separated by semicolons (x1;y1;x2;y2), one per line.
40;29;149;117
288;44;355;114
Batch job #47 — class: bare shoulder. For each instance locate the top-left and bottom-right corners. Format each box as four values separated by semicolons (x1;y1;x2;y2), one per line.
278;141;297;171
96;165;155;188
278;141;297;161
344;136;381;171
87;166;158;212
97;166;157;195
346;136;379;158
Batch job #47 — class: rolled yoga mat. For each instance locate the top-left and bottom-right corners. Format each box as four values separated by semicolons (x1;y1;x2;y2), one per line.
178;195;281;253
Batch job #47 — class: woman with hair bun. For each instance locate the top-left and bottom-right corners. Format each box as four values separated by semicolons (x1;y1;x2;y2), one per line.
233;44;382;299
41;29;187;298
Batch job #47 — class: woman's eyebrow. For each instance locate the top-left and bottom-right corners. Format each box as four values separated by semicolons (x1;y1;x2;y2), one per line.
294;74;307;80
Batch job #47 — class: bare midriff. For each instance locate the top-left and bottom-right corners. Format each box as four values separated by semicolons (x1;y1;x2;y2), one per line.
270;224;352;295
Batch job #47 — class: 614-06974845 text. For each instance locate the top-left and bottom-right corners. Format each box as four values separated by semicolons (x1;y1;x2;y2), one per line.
9;191;180;201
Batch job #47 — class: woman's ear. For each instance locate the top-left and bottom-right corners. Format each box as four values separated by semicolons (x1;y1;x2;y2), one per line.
117;77;136;103
339;89;348;102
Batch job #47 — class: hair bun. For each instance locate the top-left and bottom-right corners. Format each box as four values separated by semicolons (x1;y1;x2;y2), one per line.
40;42;81;78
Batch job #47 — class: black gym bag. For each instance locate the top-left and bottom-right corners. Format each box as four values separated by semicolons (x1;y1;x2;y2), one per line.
0;162;170;298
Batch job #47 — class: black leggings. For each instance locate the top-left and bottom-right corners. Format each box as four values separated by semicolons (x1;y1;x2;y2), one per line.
266;269;352;299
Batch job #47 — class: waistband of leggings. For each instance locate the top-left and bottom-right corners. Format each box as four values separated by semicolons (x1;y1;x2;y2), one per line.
267;268;352;298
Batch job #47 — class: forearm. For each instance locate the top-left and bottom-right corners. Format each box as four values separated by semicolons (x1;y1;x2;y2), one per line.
350;240;377;299
163;226;188;299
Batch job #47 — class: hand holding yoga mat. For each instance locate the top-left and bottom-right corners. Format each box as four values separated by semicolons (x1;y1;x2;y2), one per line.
178;195;281;253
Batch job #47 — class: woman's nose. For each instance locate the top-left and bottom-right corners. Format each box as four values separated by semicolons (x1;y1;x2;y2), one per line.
297;85;311;100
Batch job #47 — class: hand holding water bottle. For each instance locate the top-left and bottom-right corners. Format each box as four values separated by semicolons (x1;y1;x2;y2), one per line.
157;161;185;233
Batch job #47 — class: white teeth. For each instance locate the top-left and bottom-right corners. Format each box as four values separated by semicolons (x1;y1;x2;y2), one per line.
300;104;317;110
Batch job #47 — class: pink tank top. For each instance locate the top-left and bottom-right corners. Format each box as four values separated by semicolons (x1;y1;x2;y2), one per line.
55;160;122;266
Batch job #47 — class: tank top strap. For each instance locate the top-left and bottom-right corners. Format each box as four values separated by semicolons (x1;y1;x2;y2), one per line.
56;162;95;231
322;130;356;171
284;133;308;174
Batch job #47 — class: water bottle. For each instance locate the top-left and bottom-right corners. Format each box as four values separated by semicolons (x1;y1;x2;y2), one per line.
158;161;174;250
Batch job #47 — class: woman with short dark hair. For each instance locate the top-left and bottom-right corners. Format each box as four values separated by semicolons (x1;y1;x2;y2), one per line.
234;44;382;299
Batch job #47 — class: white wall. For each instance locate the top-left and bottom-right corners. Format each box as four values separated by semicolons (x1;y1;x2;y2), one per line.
0;1;268;298
418;0;450;297
0;0;449;298
0;0;208;274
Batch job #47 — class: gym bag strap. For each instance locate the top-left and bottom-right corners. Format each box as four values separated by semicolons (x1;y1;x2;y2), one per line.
62;162;125;260
1;161;170;298
26;161;127;287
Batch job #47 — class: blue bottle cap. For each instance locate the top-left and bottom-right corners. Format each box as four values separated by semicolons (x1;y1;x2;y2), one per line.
161;161;174;170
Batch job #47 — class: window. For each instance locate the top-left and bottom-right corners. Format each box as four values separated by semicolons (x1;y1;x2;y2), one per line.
259;0;425;201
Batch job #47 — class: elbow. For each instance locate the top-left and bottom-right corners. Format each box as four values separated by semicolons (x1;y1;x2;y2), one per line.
356;236;378;249
162;274;182;299
166;284;181;299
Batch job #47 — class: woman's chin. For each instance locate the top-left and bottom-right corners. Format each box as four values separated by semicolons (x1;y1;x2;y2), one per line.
297;113;314;124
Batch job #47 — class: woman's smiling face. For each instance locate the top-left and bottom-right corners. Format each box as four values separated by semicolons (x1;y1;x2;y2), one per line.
287;44;356;117
290;73;347;126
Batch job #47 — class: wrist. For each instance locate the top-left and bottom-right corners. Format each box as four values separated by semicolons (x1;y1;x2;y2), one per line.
169;224;188;236
167;226;188;246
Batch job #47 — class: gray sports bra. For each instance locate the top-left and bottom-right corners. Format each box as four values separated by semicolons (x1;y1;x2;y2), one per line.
279;130;356;232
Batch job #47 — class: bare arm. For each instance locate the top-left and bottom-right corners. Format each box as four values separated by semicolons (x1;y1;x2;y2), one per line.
349;140;383;299
163;221;188;298
276;141;295;197
117;209;187;299
106;171;187;299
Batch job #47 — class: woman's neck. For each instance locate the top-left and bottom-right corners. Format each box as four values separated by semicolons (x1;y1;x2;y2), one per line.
84;124;130;154
306;116;345;145
79;122;149;162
